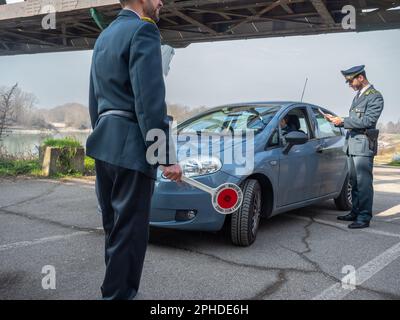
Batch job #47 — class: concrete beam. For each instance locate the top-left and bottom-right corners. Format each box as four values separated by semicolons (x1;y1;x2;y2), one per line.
0;0;118;21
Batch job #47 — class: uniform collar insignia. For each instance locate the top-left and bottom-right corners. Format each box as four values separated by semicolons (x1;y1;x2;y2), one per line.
365;86;376;96
141;16;156;24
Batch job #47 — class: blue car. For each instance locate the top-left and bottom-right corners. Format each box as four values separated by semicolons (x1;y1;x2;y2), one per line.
150;102;351;246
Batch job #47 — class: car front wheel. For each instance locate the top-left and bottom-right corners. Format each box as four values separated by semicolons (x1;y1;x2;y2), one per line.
230;179;262;246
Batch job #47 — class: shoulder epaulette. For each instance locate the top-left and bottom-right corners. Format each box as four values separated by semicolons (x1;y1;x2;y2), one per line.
365;88;379;96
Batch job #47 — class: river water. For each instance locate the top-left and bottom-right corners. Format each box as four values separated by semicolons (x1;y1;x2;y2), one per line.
0;131;90;156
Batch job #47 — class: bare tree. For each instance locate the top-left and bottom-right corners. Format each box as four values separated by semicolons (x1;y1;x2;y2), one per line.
167;103;209;123
0;83;18;141
12;87;38;126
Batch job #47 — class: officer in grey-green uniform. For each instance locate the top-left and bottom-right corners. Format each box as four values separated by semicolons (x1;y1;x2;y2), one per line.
326;65;384;229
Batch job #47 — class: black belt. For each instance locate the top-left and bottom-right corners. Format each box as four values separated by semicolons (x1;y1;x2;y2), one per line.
98;110;137;122
350;129;367;134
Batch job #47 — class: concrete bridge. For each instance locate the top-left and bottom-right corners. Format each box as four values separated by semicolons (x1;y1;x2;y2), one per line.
0;0;399;55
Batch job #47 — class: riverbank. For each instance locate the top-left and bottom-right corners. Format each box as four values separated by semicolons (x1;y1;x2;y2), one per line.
0;128;90;156
0;136;93;178
0;157;41;177
7;127;91;134
0;156;95;178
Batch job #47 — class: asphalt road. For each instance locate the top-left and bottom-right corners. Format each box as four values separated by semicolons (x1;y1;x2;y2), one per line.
0;166;399;300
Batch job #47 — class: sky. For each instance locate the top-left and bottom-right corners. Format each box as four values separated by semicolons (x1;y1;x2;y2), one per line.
0;28;399;124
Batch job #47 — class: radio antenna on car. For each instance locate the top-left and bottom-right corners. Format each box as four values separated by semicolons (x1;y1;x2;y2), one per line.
300;77;308;102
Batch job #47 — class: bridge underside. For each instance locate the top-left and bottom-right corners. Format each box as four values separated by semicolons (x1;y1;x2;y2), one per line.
0;0;399;56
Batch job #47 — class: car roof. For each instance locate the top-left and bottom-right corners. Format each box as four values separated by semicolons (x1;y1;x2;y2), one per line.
214;102;335;117
220;101;299;107
177;101;327;128
201;101;306;114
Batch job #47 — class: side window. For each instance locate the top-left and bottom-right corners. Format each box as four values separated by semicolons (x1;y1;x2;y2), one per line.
298;117;310;136
312;108;342;138
279;107;312;139
267;127;279;148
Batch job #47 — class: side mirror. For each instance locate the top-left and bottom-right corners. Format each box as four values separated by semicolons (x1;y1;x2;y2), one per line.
282;131;308;154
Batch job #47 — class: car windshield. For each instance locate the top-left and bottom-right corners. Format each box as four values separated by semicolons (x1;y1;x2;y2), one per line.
178;105;282;134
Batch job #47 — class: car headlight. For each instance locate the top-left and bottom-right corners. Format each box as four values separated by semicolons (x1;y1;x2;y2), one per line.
180;156;222;177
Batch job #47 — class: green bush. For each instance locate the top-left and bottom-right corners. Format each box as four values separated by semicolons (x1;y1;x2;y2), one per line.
42;137;82;148
41;138;83;175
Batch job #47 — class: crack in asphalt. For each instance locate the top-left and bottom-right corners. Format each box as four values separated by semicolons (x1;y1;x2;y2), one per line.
0;208;103;235
0;270;26;291
287;248;340;284
356;285;400;300
282;217;340;284
282;218;341;285
148;239;329;300
154;233;394;301
309;218;349;233
288;211;348;233
0;201;318;300
0;182;61;210
1;179;399;300
6;206;394;300
301;219;313;254
250;270;287;300
280;219;400;300
149;239;317;275
0;206;309;300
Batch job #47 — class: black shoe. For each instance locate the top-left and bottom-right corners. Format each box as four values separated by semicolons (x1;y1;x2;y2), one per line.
348;221;370;229
337;213;357;221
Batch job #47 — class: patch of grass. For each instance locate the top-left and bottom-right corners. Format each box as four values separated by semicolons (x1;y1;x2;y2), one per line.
0;143;95;178
42;137;82;148
52;172;84;179
0;158;41;177
388;160;400;167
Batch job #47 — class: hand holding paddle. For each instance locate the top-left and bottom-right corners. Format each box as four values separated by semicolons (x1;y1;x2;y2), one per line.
160;165;243;214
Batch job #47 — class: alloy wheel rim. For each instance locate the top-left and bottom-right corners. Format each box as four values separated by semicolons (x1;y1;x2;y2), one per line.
347;182;352;204
251;190;262;236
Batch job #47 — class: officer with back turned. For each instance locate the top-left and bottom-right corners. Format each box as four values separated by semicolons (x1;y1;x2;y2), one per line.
86;0;182;299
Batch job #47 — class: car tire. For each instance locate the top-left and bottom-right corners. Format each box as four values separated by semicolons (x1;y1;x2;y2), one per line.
230;179;262;246
334;175;352;211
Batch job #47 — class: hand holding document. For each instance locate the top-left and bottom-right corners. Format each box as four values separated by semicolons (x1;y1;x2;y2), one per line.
319;109;343;126
319;108;333;120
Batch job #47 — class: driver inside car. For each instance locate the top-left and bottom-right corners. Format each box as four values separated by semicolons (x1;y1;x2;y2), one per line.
280;115;294;136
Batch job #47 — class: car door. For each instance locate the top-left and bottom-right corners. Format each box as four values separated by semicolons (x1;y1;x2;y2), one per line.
310;107;347;196
277;106;321;207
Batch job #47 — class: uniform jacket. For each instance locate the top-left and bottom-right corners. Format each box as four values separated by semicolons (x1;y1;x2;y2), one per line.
86;9;173;179
342;85;384;157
